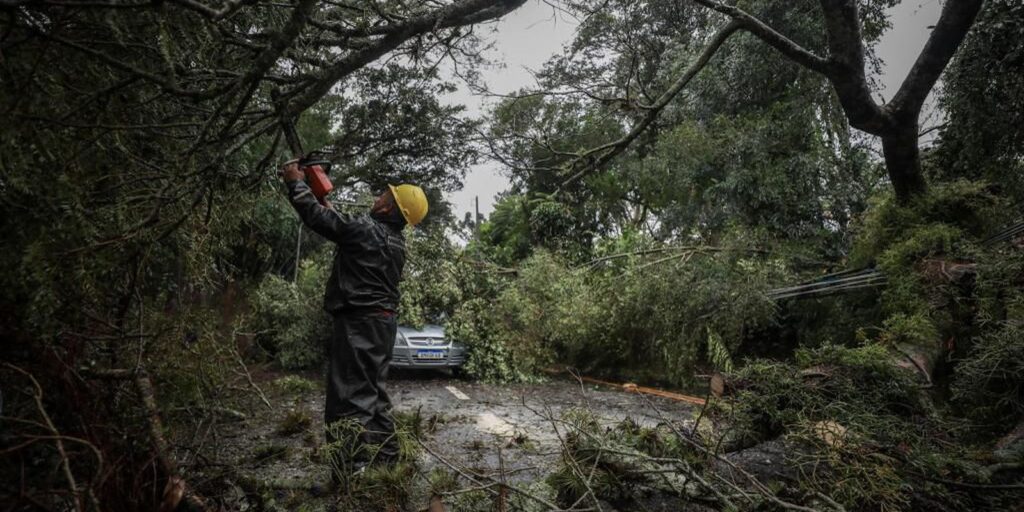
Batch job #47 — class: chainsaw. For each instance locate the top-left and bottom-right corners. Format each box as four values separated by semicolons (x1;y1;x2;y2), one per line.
274;93;335;206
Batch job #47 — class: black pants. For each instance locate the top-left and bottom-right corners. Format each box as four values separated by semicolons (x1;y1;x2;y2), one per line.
325;311;399;462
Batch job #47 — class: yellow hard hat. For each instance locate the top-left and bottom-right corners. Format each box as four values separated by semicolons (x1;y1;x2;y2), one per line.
388;184;429;226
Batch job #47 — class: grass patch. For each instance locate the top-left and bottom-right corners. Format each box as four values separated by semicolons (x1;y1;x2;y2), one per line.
277;409;313;436
316;413;436;510
272;375;319;394
252;443;290;464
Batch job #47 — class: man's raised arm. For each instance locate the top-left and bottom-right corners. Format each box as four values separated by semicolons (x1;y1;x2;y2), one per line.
283;161;354;244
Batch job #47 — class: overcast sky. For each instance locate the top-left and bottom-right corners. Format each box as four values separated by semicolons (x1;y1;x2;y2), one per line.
443;0;945;219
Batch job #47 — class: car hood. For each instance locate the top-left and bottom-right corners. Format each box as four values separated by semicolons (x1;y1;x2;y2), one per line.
397;323;445;338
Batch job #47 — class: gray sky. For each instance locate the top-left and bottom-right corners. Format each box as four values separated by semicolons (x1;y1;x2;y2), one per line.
444;1;579;218
444;0;945;219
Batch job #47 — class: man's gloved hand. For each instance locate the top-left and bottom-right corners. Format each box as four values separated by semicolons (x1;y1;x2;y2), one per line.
281;158;304;183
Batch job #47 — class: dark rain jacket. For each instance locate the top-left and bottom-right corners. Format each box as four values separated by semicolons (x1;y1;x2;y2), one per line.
286;179;406;314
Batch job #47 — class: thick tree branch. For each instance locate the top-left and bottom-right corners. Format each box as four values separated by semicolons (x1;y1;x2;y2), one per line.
558;20;742;191
312;0;523;37
284;0;527;117
816;0;890;133
169;0;248;21
683;0;983;202
887;0;984;119
690;0;830;73
242;0;319;86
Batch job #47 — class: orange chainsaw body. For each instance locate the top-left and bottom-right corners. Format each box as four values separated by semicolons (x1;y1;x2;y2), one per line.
304;164;334;204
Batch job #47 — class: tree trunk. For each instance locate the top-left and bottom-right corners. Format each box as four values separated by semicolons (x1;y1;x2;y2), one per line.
882;125;928;204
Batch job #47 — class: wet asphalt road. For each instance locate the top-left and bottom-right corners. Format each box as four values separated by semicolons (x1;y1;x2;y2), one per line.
212;369;699;492
390;370;699;482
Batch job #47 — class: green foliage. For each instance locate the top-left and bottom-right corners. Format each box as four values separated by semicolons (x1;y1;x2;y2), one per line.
936;0;1024;200
975;247;1024;324
548;410;701;508
635;100;878;249
451;236;783;386
709;341;1024;510
838;178;1024;447
245;251;331;369
877;312;940;347
475;193;595;265
722;345;951;510
143;300;250;413
277;410;313;436
851;181;1005;347
486;0;885;258
705;328;734;373
449;296;547;383
475;194;535;266
726;345;927;447
398;225;465;328
852;181;999;267
951;321;1024;432
541;342;1022;510
354;462;419;511
585;239;783;385
320;412;425;509
272;375;319;394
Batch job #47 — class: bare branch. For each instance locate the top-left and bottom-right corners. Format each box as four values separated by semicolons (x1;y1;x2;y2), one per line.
557;20;742;191
887;0;984;118
814;0;890;133
284;0;528;116
691;0;830;73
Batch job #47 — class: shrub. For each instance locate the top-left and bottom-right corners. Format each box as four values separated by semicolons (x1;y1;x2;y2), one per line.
850;180;1005;350
951;321;1024;433
449;242;783;386
719;345;977;510
589;243;782;385
271;375;319;394
448;251;592;383
398;226;466;329
245;251;331;369
727;345;927;443
449;296;544;383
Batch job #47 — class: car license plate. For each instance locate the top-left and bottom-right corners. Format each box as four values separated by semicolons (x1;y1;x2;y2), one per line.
415;350;445;360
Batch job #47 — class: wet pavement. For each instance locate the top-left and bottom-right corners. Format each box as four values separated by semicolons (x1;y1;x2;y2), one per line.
389;371;699;483
205;369;700;507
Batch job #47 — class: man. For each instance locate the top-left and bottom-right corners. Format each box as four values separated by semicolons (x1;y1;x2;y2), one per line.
281;160;428;468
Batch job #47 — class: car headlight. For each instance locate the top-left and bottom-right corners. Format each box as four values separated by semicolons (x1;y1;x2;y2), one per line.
395;332;408;347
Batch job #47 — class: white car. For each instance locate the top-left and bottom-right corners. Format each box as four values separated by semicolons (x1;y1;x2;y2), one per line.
391;324;467;369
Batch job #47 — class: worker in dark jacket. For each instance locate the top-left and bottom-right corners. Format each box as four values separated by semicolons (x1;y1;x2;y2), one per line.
281;161;428;468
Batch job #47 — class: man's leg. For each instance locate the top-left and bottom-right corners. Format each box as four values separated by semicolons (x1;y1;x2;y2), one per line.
326;312;398;463
366;312;399;462
325;314;377;462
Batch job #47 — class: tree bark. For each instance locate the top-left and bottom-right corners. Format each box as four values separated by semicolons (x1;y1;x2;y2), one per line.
690;0;985;203
882;125;928;203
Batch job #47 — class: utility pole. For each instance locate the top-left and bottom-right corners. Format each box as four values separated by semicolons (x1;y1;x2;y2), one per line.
474;196;480;239
293;224;302;282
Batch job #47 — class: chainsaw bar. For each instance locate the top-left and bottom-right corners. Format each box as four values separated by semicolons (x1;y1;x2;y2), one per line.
299;147;336;175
